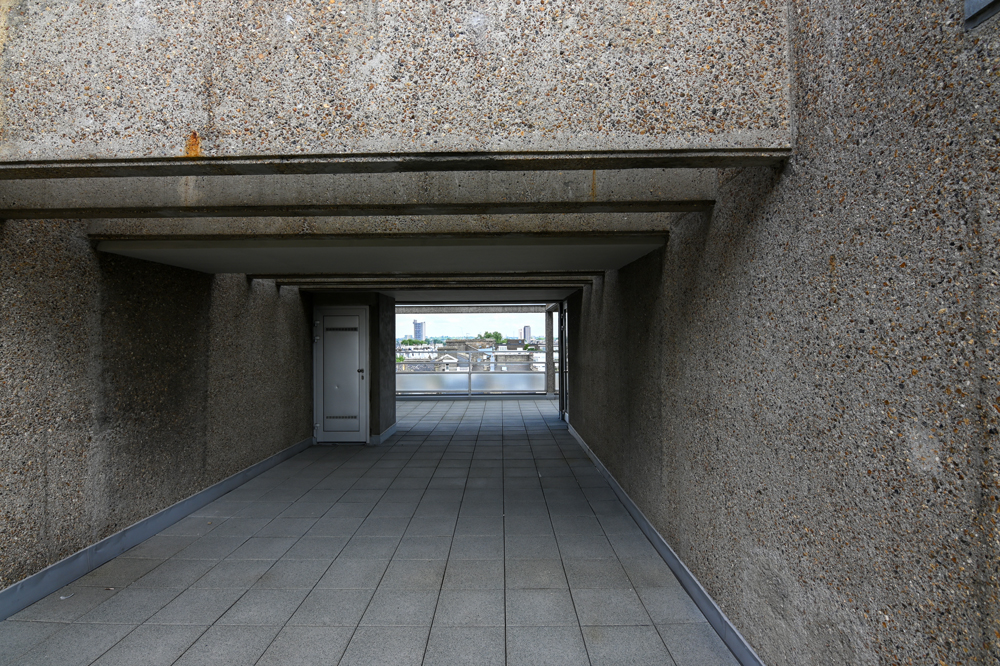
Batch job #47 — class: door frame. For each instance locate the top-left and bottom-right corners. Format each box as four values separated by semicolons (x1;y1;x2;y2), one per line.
313;305;370;444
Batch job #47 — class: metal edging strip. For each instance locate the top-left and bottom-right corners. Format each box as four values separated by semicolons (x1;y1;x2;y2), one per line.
565;417;767;666
0;436;315;621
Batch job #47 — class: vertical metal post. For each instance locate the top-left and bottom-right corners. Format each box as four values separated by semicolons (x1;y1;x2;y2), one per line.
545;308;555;395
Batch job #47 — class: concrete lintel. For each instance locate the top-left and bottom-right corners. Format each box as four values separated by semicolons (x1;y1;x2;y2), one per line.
396;305;546;313
0;150;787;180
0;169;715;220
88;214;684;241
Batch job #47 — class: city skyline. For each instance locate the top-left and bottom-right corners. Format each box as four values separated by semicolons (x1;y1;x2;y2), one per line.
396;312;548;340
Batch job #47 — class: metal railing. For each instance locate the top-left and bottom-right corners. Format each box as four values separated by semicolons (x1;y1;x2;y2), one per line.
395;349;559;396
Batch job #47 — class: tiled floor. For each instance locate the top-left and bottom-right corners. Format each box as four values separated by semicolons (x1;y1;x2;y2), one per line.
0;399;738;666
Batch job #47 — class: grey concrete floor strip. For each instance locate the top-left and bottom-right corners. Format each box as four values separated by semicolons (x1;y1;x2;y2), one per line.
0;436;313;622
567;420;764;666
0;399;744;665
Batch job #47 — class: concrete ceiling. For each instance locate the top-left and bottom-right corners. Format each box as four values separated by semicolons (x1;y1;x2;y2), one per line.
97;236;664;276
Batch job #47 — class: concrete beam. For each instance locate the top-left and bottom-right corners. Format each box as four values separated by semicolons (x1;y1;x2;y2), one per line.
0;3;790;163
88;212;688;240
0;151;788;180
1;169;714;219
396;306;547;313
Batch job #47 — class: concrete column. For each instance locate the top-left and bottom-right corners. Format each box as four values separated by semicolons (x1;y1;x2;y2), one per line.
545;310;555;395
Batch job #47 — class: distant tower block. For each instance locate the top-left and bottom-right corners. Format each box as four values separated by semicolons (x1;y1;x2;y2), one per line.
413;320;426;341
523;325;531;341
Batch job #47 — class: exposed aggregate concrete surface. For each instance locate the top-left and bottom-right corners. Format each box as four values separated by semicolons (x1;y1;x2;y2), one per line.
0;0;788;160
0;221;312;590
569;2;999;664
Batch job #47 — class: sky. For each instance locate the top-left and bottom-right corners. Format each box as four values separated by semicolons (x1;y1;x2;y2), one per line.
396;312;550;340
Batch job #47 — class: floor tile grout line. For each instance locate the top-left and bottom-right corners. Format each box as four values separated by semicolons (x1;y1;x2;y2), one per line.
543;416;595;666
247;442;413;666
80;446;377;666
337;429;454;665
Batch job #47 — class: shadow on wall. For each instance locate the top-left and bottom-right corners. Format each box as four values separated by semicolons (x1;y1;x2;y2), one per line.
0;222;311;590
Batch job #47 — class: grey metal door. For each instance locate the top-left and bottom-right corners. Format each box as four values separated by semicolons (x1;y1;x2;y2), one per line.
314;307;369;443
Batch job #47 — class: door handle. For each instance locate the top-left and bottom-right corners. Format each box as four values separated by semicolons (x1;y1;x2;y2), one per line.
357;369;364;373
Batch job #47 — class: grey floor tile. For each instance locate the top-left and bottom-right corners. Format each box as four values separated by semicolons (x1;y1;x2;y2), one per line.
405;516;457;537
657;623;740;666
254;558;332;589
591;501;631;518
395;535;453;559
340;536;401;559
361;589;439;626
14;622;134;666
0;621;63;666
370;501;419;518
158;516;219;537
449;535;503;560
278;502;334;518
442;559;504;590
621;558;683;589
583;625;677;666
234;501;293;519
316;557;390;589
216;588;309;626
507;535;561;559
434;590;504;627
608;533;661;560
505;558;569;589
573;588;653;626
506;589;578;626
380;559;446;590
288;588;375;626
76;587;181;624
307;516;365;537
454;515;503;536
564;558;634;589
190;500;251;518
505;514;554;536
90;624;207;666
507;625;590;666
356;516;411;537
208;517;271;538
424;626;505;666
173;624;281;666
75;557;164;588
326;502;375;518
638;587;707;625
413;502;463;518
173;536;248;560
283;536;348;560
255;626;353;666
120;535;198;559
339;625;430;666
558;534;618;559
10;586;117;623
551;514;604;536
130;558;216;589
191;558;273;589
255;517;318;538
226;536;297;560
147;588;245;625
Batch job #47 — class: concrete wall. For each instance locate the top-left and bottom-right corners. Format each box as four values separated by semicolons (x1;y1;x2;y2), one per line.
569;3;1000;664
0;221;312;589
310;292;396;438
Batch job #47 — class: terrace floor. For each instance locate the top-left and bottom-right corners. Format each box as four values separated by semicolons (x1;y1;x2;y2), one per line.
0;399;737;666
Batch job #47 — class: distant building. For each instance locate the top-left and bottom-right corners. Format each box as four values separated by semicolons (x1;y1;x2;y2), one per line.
523;325;531;341
413;320;426;341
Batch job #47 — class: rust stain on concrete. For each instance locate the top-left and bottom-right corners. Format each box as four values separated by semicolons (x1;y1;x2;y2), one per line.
184;131;203;158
